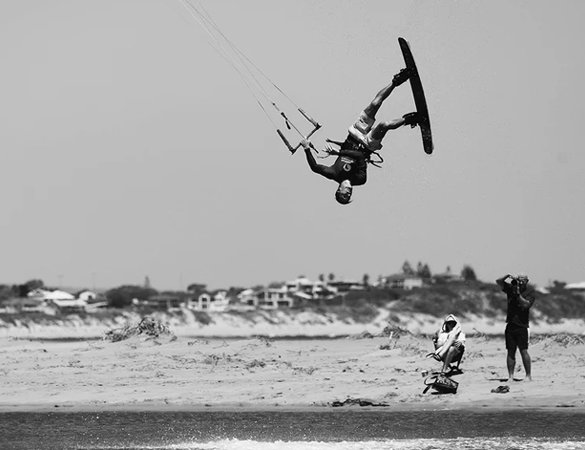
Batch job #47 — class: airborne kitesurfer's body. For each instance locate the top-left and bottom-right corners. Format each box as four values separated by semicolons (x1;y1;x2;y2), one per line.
302;68;419;204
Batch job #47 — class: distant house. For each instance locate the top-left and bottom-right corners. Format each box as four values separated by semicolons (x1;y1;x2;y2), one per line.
75;289;98;302
256;286;294;309
236;276;358;309
285;276;342;302
285;276;315;295
145;294;186;310
191;290;230;311
326;279;363;293
26;288;87;313
215;275;365;310
238;286;296;309
76;289;108;310
48;298;87;314
28;288;75;302
432;271;462;284
565;281;585;292
1;297;45;313
382;274;424;290
237;288;258;308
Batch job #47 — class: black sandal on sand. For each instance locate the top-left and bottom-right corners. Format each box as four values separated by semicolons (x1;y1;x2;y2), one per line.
491;385;510;394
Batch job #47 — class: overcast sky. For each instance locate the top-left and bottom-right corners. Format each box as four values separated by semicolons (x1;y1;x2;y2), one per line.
1;0;584;290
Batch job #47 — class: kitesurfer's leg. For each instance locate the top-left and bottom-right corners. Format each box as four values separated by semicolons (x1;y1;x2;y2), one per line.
362;83;395;120
362;69;411;120
347;69;411;150
368;112;418;141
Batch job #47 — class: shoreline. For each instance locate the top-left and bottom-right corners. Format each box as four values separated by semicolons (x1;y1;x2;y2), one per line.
3;403;585;414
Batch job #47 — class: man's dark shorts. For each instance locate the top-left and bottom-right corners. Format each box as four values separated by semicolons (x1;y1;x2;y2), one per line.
505;324;529;350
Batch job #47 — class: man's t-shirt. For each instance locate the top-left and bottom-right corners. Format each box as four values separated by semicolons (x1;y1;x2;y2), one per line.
326;150;368;185
305;147;368;185
503;284;536;328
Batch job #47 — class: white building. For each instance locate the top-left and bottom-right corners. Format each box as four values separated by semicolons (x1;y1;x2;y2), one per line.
76;290;98;302
28;288;75;301
28;288;87;313
192;290;230;311
565;281;585;291
256;286;294;309
382;274;424;290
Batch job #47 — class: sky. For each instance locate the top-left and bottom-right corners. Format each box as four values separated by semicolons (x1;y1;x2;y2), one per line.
1;0;584;291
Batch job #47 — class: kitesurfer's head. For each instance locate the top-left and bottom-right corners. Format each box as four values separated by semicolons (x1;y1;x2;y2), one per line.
335;180;352;205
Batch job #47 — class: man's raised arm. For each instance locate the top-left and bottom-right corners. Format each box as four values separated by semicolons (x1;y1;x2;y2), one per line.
302;141;336;180
496;274;514;289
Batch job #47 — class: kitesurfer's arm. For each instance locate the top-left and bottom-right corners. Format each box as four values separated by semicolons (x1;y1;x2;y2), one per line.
302;141;336;180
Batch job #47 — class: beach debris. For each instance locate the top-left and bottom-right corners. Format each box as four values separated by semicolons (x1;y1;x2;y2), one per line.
491;385;510;394
330;397;389;407
245;359;266;370
380;324;412;337
256;336;273;347
351;331;375;339
379;324;415;350
103;316;176;343
472;328;489;342
203;354;223;366
293;366;318;375
535;333;585;348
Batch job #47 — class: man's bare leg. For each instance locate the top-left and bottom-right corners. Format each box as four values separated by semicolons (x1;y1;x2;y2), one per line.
369;112;418;141
506;349;516;381
519;349;532;381
363;69;410;120
441;346;459;374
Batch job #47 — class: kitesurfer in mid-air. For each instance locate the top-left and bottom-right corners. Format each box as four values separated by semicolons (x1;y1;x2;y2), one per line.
301;68;419;204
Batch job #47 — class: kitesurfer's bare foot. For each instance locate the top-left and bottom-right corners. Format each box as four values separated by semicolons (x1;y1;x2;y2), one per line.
392;68;410;86
402;112;419;128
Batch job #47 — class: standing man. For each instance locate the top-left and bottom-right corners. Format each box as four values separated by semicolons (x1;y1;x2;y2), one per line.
496;273;536;381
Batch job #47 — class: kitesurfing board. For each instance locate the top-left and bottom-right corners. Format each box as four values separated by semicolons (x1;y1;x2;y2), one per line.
398;37;433;155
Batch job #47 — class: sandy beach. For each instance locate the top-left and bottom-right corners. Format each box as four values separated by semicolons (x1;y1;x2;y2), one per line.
2;331;584;413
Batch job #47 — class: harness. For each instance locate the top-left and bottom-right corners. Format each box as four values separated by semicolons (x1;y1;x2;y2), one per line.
319;136;384;168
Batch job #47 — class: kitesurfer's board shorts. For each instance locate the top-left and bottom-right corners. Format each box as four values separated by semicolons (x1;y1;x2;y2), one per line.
348;111;383;151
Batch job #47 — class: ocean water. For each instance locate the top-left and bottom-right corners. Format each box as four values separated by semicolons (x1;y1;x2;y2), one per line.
1;410;584;450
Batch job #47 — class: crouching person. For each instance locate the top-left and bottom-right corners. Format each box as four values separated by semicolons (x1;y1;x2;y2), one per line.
427;314;466;375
